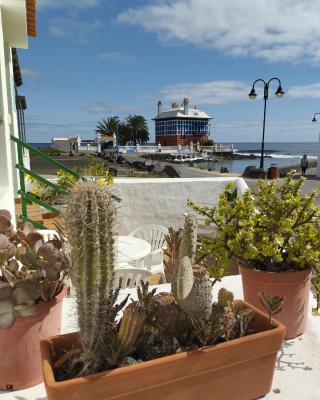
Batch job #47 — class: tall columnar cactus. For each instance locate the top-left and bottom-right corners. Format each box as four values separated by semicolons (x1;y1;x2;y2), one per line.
64;181;118;373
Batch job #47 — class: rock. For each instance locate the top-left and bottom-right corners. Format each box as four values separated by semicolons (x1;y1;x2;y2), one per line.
164;165;181;178
242;166;265;179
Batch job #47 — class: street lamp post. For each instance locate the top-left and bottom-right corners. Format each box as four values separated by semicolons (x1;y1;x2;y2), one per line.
248;78;285;169
311;113;320;178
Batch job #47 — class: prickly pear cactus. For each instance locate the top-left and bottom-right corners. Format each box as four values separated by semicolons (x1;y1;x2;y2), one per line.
64;181;118;373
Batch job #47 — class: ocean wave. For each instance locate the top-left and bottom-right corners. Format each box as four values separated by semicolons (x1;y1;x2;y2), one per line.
235;152;317;159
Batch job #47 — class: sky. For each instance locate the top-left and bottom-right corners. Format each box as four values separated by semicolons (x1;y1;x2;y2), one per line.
19;0;320;143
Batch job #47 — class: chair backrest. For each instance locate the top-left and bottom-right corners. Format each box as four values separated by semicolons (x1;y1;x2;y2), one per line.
129;225;168;252
113;268;152;289
36;229;60;242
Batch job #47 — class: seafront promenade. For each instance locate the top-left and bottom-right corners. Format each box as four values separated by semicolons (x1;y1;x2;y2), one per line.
30;151;319;184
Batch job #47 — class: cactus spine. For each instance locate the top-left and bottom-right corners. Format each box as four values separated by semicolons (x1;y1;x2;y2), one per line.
65;181;117;373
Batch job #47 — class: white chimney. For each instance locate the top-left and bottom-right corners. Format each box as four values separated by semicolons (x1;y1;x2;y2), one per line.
157;100;162;116
183;98;189;115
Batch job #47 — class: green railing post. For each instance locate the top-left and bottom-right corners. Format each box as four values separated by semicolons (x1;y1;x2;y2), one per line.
15;138;28;222
10;135;120;228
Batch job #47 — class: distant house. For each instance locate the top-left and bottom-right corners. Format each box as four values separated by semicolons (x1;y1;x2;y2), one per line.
97;134;115;152
153;98;212;146
51;136;80;152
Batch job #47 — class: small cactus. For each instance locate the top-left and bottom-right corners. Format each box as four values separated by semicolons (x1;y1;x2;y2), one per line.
116;302;146;360
179;214;197;263
175;258;213;320
171;214;198;297
163;227;182;283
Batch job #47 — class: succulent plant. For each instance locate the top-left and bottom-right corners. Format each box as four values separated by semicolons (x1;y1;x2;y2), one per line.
64;181;123;374
175;256;213;320
0;211;69;329
163;227;182;283
179;214;198;263
0;210;15;238
54;197;256;380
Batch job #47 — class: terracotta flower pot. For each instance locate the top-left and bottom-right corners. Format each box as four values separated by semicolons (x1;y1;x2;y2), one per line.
41;301;285;400
0;286;67;390
240;263;312;339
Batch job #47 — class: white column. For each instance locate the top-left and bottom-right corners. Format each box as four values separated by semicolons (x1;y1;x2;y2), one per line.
317;132;320;178
0;9;16;224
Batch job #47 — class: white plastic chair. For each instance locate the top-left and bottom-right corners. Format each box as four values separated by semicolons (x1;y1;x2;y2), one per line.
36;229;60;242
113;267;152;289
129;225;168;282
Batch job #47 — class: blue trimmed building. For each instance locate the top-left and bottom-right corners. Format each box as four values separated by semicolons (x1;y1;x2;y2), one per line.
153;98;212;146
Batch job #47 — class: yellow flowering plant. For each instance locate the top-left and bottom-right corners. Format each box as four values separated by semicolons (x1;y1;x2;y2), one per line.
27;163;113;206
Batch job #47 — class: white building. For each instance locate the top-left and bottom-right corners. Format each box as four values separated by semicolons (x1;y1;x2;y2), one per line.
51;135;81;152
0;0;36;224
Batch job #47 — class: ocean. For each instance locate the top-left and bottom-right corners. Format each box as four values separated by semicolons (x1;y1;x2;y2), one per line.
29;143;51;148
196;142;318;173
29;142;318;174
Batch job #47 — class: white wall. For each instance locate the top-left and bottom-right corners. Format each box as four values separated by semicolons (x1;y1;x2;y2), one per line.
0;8;16;222
0;0;28;224
113;177;248;234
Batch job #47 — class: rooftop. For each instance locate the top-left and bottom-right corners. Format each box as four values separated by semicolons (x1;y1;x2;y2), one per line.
154;106;212;120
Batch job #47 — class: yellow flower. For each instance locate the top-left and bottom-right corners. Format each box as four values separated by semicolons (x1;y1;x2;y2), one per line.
31;187;39;195
97;178;107;185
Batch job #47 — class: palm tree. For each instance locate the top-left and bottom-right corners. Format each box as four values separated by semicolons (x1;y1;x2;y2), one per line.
95;117;120;136
117;122;131;145
125;115;149;145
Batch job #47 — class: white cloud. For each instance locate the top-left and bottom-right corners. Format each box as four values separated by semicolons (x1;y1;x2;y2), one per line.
288;83;320;99
99;52;136;63
118;0;320;64
26;116;96;141
38;0;100;9
49;17;103;44
157;80;249;105
83;102;141;114
21;68;43;80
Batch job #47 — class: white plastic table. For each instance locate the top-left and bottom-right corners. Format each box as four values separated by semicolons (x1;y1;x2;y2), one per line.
115;235;151;266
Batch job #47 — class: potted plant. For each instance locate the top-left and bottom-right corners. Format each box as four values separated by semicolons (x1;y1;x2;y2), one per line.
40;182;285;400
0;210;69;390
189;172;320;339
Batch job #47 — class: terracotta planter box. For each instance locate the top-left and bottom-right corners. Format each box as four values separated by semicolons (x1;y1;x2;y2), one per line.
41;300;285;400
0;286;67;390
240;263;312;339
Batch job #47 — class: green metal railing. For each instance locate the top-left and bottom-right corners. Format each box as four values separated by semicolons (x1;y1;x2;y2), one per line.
11;135;84;229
